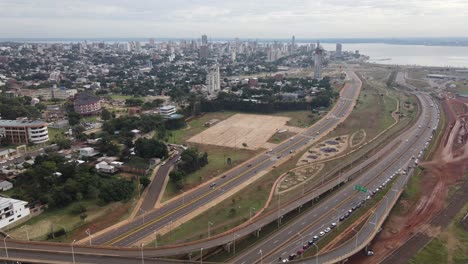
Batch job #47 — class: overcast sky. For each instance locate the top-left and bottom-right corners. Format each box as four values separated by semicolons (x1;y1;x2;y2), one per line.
1;0;467;39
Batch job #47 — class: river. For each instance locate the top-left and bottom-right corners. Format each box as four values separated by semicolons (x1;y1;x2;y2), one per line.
320;43;468;68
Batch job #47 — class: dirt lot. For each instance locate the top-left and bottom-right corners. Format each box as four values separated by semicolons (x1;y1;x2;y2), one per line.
187;114;291;150
347;97;468;264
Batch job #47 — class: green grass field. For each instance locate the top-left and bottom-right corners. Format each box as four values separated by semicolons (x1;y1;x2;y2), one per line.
267;131;297;144
47;127;66;141
329;74;398;140
455;82;468;96
406;78;430;89
8;199;135;242
166;112;237;144
161;144;258;201
110;95;144;100
410;238;448;264
273;110;319;128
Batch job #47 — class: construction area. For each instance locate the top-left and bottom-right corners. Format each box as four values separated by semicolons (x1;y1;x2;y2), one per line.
348;94;468;264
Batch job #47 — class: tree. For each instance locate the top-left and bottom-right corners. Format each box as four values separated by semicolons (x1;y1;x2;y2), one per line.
101;108;112;121
140;177;151;189
134;138;168;159
68;112;81;126
99;179;135;203
35;102;47;111
125;98;144;107
55;138;72;149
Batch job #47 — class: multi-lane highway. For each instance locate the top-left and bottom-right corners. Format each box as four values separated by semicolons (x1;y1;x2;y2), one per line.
231;93;439;263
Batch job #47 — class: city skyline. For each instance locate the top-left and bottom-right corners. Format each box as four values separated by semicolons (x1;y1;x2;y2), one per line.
1;0;467;38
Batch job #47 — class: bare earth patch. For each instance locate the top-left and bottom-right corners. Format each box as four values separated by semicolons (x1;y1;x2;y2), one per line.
187;114;291;150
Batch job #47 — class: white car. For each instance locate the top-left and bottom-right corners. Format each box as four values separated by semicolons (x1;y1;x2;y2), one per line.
319;231;325;237
324;227;331;233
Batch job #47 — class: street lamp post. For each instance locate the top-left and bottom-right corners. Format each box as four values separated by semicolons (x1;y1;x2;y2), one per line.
352;227;359;248
383;195;389;212
233;234;239;255
3;235;10;258
71;239;76;264
313;243;319;264
200;248;203;264
140;243;145;264
139;209;147;224
297;232;304;258
250;207;256;222
208;221;213;238
370;210;378;226
85;229;92;246
154;232;158;248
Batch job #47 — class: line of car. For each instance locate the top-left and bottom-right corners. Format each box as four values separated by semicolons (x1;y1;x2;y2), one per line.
279;172;399;262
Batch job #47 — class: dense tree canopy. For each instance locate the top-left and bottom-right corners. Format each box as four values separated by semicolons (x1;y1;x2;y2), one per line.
169;148;208;190
12;154;135;208
134;138;168;159
0;95;41;119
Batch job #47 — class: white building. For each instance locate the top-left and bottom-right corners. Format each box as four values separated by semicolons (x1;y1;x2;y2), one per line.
95;161;118;174
205;64;220;94
49;70;61;82
0;120;49;144
159;105;177;118
0;197;30;229
0;181;13;191
79;147;99;157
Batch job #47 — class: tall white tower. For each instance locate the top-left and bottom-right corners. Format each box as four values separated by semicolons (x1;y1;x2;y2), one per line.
206;64;220;94
314;41;323;79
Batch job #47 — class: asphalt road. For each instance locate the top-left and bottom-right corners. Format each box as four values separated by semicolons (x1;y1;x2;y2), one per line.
232;93;439;264
137;150;182;214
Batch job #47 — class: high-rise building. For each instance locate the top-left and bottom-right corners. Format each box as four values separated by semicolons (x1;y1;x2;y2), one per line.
314;41;323;79
201;35;208;45
291;35;296;53
149;38;155;46
205;64;220;94
199;45;209;59
336;43;342;57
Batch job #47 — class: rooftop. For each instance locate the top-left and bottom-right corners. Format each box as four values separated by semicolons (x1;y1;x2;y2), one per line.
75;93;100;106
160;105;176;110
0;119;47;127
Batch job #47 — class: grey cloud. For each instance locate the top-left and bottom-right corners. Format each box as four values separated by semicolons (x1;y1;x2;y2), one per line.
0;0;466;38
